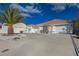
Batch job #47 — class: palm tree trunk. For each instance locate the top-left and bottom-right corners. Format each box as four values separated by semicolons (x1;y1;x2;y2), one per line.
8;24;14;34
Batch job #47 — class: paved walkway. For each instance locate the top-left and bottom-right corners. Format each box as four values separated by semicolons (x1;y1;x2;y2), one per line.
0;34;76;56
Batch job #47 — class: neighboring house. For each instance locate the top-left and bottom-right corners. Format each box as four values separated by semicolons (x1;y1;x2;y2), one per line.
28;19;73;34
32;25;43;33
23;24;43;33
24;25;33;33
13;23;27;33
24;19;73;34
0;23;27;34
0;23;8;34
47;19;73;34
0;20;73;34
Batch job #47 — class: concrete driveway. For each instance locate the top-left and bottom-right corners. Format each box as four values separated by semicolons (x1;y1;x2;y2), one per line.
0;34;76;56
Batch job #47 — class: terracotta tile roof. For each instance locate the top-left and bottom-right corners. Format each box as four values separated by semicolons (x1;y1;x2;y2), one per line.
48;19;68;24
32;25;43;28
32;20;68;28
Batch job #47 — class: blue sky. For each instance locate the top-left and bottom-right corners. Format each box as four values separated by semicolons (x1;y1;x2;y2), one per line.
0;3;79;25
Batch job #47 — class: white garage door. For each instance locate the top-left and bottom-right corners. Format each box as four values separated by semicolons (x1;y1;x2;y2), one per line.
53;25;67;33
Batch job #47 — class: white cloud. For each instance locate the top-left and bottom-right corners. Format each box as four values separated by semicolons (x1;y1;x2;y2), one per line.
10;4;28;12
68;3;77;7
20;13;31;17
51;3;66;11
10;3;41;14
52;5;65;11
51;3;79;12
25;5;41;13
68;3;79;8
10;4;31;17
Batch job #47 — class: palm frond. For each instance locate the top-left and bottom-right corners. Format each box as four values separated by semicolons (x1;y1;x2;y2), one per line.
0;8;24;24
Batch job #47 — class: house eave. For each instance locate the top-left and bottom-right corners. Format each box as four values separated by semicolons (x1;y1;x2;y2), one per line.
48;23;71;26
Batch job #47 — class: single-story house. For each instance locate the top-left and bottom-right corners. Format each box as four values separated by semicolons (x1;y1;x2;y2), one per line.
0;23;27;34
28;19;73;34
23;19;73;34
24;25;34;33
47;19;73;34
0;20;73;34
32;25;43;33
0;23;8;33
13;23;27;33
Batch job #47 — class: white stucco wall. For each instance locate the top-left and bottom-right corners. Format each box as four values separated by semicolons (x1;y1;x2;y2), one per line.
39;27;43;30
28;28;39;33
25;26;43;33
13;23;27;33
48;24;69;33
53;25;67;33
1;26;8;33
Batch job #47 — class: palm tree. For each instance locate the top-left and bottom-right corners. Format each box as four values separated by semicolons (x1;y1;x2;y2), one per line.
0;8;24;34
74;20;79;36
75;20;79;28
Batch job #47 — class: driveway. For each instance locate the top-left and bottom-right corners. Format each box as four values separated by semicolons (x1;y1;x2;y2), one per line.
0;34;76;56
